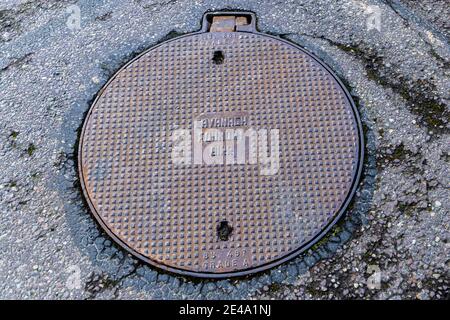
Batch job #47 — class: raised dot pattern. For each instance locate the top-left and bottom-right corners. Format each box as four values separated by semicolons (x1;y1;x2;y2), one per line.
80;32;360;274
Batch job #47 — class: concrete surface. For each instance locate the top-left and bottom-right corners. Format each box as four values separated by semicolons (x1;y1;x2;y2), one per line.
0;0;448;299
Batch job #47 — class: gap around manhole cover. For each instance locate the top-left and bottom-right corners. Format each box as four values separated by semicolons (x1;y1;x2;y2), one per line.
78;11;364;278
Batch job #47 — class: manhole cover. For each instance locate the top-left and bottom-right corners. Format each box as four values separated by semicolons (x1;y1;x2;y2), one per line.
78;12;363;278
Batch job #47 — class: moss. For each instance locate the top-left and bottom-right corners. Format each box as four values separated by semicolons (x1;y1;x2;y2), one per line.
397;201;417;217
377;143;415;164
330;41;449;134
7;180;17;188
26;143;36;156
441;153;450;163
267;283;282;293
158;30;185;43
413;99;448;130
9;130;19;139
391;144;409;161
427;49;450;69
305;282;323;297
335;43;360;54
85;272;120;296
310;224;343;251
361;239;382;264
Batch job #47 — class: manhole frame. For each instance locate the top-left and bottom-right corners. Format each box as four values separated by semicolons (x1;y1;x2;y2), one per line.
78;11;365;279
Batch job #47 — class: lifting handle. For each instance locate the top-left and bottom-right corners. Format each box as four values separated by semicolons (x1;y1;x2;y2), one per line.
201;11;257;33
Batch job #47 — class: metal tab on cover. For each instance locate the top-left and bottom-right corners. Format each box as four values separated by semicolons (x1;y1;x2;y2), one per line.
202;11;257;32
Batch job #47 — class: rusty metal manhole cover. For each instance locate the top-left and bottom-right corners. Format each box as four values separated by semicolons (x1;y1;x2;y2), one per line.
78;12;364;278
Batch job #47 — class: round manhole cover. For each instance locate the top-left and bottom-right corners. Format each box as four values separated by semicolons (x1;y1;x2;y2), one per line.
78;12;363;278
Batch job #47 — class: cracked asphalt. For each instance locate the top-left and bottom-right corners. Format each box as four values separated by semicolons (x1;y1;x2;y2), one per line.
0;0;448;299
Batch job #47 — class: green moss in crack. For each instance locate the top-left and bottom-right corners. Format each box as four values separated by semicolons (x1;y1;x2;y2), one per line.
7;180;17;188
267;283;283;293
310;224;343;251
428;49;450;69
305;282;323;297
26;143;36;156
85;272;120;297
334;43;366;56
413;99;448;130
310;237;328;251
158;30;185;43
369;70;447;133
9;130;19;139
377;143;416;166
331;41;448;133
397;201;417;217
391;144;409;161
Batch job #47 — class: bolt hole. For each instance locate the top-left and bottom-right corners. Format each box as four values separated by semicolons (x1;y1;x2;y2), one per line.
217;220;233;241
212;50;224;65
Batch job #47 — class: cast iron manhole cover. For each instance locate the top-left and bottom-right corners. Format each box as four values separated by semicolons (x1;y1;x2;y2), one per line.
78;12;363;278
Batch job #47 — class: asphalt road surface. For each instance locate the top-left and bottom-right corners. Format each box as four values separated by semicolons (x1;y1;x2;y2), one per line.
0;0;448;299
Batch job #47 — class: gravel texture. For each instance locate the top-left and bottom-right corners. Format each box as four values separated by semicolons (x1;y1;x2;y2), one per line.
0;0;448;300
